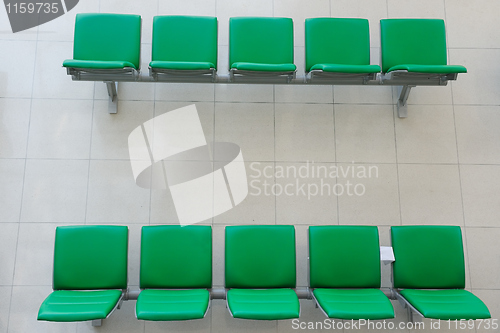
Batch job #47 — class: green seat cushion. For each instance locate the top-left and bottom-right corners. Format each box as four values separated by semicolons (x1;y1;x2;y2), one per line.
53;225;128;290
37;290;122;322
140;225;212;289
400;289;491;320
136;289;209;321
227;289;299;320
225;225;296;289
231;62;296;72
380;19;466;73
305;18;374;73
386;64;467;74
310;64;381;74
391;226;465;289
68;13;141;70
149;61;215;70
313;289;394;320
229;17;294;70
63;59;136;70
152;16;217;69
309;226;381;288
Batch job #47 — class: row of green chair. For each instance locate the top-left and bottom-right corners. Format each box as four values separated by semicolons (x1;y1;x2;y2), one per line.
37;225;490;326
64;14;466;117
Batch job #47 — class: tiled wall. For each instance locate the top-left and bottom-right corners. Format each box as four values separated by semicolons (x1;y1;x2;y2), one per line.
1;0;499;332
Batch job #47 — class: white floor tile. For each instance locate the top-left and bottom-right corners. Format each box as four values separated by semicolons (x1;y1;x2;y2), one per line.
91;100;154;160
215;102;274;161
335;104;396;163
398;164;463;226
450;49;500;106
13;223;58;286
275;103;335;162
466;227;500;289
0;160;24;222
86;160;150;223
337;163;400;226
214;162;275;224
387;0;446;19
0;224;18;285
27;99;93;159
20;159;89;223
395;105;458;164
32;41;94;99
461;165;500;228
275;162;338;225
0;99;31;158
215;84;274;103
455;105;500;164
0;40;37;98
159;0;216;16
445;0;500;48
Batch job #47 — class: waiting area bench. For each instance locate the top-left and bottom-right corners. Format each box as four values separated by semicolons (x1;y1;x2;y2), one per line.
64;14;466;116
37;224;490;327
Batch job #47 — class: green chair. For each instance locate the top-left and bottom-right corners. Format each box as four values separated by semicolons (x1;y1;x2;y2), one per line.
225;225;300;320
309;226;394;320
136;225;212;321
391;225;490;321
63;13;142;113
229;17;296;83
149;16;218;82
305;18;381;84
380;19;467;117
38;225;128;326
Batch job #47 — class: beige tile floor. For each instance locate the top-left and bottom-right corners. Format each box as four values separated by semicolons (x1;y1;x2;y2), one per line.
1;0;500;332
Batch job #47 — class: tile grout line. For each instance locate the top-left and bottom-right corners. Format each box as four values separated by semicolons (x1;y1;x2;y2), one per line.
6;21;41;333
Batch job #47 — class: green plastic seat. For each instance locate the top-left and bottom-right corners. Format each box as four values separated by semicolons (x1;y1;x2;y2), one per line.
227;289;299;320
229;17;296;81
149;16;218;81
313;289;394;320
305;18;381;83
309;226;394;320
225;225;300;320
137;289;210;321
38;290;122;322
391;225;490;320
38;226;128;322
380;19;467;75
63;13;141;72
136;225;212;321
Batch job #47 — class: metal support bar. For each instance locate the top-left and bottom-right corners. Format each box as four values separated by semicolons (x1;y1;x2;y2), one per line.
105;81;118;114
92;319;102;327
397;85;414;118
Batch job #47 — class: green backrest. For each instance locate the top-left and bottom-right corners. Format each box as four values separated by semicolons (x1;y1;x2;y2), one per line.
229;17;294;67
380;19;448;73
305;18;371;72
152;16;218;68
225;225;296;288
391;226;466;289
53;225;128;290
309;226;381;288
73;13;141;69
140;225;212;289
